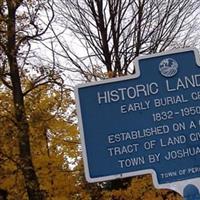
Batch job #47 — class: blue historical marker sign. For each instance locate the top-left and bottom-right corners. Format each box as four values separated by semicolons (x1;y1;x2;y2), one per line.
75;48;200;194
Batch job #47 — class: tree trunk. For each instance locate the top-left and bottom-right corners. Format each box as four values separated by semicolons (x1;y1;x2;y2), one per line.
6;2;44;200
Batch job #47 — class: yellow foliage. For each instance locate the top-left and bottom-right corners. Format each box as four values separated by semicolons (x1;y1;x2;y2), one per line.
101;175;182;200
0;81;183;199
0;82;81;199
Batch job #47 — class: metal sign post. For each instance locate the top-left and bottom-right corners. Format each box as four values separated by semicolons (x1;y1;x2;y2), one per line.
75;48;200;197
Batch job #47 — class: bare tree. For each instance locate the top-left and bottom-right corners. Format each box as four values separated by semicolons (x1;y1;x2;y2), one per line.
0;0;55;199
52;0;200;81
47;0;200;198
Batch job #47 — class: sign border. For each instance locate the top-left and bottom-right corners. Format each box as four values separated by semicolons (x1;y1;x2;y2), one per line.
75;47;200;195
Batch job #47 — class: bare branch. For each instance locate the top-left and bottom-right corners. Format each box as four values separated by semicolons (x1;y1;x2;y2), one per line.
53;0;200;79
